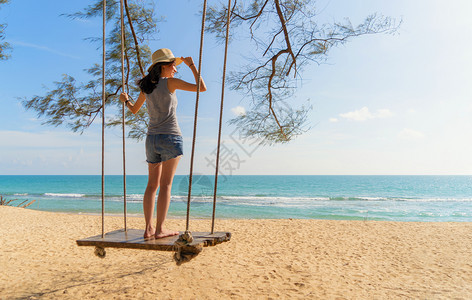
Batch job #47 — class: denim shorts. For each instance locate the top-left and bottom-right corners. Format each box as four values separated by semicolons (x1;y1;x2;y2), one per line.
145;134;183;164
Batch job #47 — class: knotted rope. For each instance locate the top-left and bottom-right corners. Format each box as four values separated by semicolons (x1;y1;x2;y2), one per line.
173;231;202;265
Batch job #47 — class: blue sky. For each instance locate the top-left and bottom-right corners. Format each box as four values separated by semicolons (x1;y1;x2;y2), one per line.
1;0;471;175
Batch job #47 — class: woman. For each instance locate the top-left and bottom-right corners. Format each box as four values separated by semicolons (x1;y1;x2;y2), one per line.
120;48;206;239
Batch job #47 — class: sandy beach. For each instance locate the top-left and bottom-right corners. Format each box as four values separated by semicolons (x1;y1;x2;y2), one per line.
0;206;471;299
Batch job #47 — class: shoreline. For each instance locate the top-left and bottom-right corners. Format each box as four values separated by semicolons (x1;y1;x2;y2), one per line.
1;206;471;299
3;174;471;222
20;207;472;223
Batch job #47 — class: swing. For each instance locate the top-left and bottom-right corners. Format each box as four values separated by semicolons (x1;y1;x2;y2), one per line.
76;0;232;263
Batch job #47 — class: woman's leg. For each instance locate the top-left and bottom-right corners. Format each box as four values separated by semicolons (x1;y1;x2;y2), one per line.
155;156;181;239
143;162;162;238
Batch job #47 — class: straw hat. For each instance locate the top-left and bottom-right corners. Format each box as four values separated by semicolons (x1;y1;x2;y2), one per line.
148;48;182;72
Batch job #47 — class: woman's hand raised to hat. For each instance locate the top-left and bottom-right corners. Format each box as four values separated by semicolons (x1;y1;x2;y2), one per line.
181;57;195;67
169;56;207;93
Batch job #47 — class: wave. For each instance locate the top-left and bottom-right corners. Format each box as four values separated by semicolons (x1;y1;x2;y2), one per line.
44;193;85;198
327;196;472;202
188;195;472;203
35;192;472;205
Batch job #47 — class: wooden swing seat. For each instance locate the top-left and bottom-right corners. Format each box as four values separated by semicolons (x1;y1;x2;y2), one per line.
76;229;231;252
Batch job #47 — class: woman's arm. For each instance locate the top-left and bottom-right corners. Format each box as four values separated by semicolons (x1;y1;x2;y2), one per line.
167;57;207;93
119;91;146;114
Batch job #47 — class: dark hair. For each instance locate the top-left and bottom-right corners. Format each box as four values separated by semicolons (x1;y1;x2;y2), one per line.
138;61;173;94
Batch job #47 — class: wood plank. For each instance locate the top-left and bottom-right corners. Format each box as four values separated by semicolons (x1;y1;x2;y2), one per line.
76;229;231;252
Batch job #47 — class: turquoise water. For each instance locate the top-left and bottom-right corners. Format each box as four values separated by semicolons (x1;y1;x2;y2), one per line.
1;175;471;221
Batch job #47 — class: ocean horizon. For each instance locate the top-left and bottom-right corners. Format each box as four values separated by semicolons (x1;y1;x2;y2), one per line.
1;175;471;222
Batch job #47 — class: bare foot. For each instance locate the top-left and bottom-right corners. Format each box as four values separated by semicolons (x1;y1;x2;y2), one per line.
144;227;155;239
155;229;179;239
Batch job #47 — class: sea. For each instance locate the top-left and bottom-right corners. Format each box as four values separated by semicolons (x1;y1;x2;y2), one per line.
1;175;471;222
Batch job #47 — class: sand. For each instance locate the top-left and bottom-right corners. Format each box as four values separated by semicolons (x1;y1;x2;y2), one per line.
0;206;471;299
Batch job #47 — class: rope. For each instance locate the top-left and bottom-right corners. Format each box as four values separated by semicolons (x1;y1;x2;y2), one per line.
119;0;127;232
186;0;208;232
211;0;232;234
101;0;106;238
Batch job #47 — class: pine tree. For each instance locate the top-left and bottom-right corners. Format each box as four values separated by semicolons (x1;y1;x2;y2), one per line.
23;0;158;140
0;0;11;60
207;0;399;144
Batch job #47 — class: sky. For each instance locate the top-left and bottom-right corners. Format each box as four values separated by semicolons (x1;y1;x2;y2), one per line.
1;0;472;175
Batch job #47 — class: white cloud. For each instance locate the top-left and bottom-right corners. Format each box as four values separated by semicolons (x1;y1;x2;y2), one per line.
9;40;80;59
398;128;425;140
339;107;371;121
0;130;95;148
329;118;338;122
231;106;246;116
375;109;394;118
339;107;393;121
0;129;137;175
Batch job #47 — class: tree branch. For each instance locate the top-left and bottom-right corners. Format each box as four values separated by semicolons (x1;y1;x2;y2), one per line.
274;0;297;77
124;0;145;76
267;49;289;140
